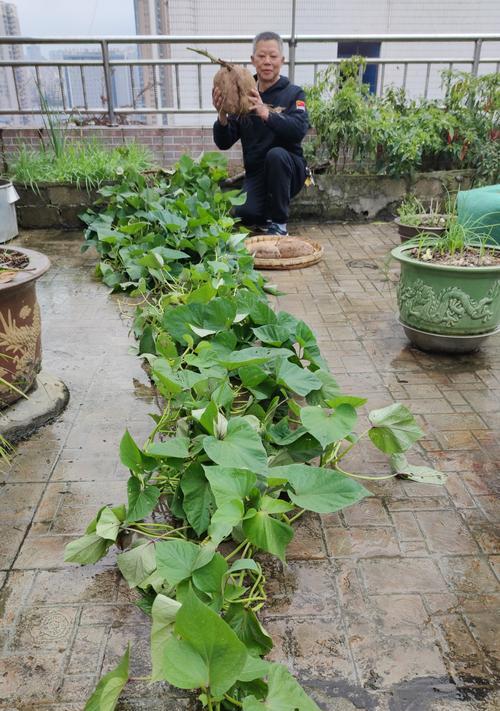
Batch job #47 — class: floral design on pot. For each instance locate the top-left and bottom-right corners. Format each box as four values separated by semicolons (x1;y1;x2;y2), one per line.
0;246;50;406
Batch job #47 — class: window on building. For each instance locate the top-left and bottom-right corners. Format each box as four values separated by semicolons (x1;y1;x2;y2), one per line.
337;42;381;94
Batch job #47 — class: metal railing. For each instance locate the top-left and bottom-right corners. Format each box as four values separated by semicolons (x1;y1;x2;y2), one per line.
0;33;498;125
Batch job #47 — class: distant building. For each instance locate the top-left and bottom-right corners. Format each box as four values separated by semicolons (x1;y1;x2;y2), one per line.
150;0;500;126
49;48;133;115
133;0;174;124
0;1;30;125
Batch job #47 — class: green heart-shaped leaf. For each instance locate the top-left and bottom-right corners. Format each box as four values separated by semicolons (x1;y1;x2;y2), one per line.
275;358;322;397
272;464;371;513
180;464;215;536
126;478;161;522
368;404;423;453
391;453;446;484
203;418;268;471
151;594;181;682
242;662;321;710
117;541;156;588
84;645;130;711
155;539;215;586
243;511;293;561
300;404;357;448
163;589;247;697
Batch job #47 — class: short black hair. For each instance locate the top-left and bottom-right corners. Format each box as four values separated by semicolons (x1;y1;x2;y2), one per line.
252;32;284;55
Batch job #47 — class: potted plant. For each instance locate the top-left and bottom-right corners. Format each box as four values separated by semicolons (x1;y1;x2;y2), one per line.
391;219;500;353
0;245;50;405
394;196;450;242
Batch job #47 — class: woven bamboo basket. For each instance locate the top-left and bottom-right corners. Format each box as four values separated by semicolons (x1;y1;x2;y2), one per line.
245;235;324;270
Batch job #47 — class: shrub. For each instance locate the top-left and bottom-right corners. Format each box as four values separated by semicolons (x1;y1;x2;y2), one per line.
305;60;499;181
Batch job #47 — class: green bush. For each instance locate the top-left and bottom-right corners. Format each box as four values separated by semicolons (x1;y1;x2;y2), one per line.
306;60;499;181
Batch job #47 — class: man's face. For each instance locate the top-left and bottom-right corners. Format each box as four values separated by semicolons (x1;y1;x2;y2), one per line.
251;40;284;86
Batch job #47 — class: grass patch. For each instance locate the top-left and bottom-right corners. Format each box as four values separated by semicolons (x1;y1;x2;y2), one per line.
7;140;154;191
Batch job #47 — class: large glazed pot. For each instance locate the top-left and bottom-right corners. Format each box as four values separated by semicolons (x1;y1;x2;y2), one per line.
0;246;50;406
391;243;500;346
394;216;448;243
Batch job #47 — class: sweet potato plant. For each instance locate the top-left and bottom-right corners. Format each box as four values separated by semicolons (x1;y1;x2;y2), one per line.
68;153;444;710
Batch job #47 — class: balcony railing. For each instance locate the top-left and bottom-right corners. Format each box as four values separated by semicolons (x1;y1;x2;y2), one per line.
0;33;499;125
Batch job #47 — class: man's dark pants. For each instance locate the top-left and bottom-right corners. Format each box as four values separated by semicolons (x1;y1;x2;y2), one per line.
235;146;306;226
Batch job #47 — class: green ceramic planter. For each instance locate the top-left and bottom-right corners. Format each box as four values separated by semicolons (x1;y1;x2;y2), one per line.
391;243;500;336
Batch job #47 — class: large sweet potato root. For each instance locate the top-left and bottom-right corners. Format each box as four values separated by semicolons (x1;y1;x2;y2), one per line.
213;65;257;115
188;47;257;116
278;238;315;258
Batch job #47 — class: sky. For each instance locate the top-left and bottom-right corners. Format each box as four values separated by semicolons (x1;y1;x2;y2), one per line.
9;0;136;36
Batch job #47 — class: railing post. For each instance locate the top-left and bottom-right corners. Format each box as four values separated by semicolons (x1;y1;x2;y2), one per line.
101;40;116;125
471;39;482;76
288;0;297;83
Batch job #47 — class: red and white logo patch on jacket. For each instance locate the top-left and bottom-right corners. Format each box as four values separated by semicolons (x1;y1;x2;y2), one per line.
295;100;306;111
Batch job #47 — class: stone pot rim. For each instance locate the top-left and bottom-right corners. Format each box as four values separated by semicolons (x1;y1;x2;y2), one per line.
0;245;50;292
391;242;500;273
13;180;113;190
394;215;449;228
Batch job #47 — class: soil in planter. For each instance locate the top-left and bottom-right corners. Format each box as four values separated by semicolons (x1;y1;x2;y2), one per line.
412;215;448;228
0;249;30;283
409;246;500;267
0;250;29;269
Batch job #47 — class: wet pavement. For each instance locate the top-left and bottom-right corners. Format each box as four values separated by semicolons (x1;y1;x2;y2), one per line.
0;224;498;710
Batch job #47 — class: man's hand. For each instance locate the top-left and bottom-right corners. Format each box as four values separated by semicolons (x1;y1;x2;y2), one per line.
212;87;228;126
248;89;270;121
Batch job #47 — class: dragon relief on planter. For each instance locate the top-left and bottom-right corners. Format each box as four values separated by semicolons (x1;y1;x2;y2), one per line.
398;278;500;327
0;303;41;392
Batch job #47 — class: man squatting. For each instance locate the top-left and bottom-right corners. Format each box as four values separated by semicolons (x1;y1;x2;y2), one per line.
212;31;309;237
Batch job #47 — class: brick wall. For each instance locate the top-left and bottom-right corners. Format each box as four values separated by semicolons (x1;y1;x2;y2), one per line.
0;126;245;172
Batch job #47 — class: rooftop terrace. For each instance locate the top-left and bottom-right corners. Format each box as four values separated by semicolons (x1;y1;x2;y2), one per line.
0;223;498;710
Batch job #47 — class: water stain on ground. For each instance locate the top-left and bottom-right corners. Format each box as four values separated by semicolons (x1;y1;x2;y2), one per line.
303;676;499;711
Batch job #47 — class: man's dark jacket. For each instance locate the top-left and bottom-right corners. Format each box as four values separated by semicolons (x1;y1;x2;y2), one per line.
213;75;309;175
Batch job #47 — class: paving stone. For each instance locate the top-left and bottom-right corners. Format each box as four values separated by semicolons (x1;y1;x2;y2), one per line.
438;614;491;682
348;619;447;688
264;560;338;617
26;568;119;605
259;616;290;666
360;558;447;593
341;498;391;526
444;474;477;509
0;525;27;570
398;540;430;556
65;625;106;675
11;605;78;650
324;526;400;558
387;496;452;512
286;512;327;560
13;534;115;570
415;510;480;554
489;555;500;581
423;593;461;616
1;227;498;708
475;495;500;523
466;613;500;664
79;603;146;627
0;651;66;703
368;594;430;636
50;505;103;535
0;483;44;524
56;674;96;703
438;556;500;594
283;615;357;681
391;511;423;540
0;572;36;633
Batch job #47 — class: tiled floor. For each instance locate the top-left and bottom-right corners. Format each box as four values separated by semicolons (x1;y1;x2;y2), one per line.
0;224;498;710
